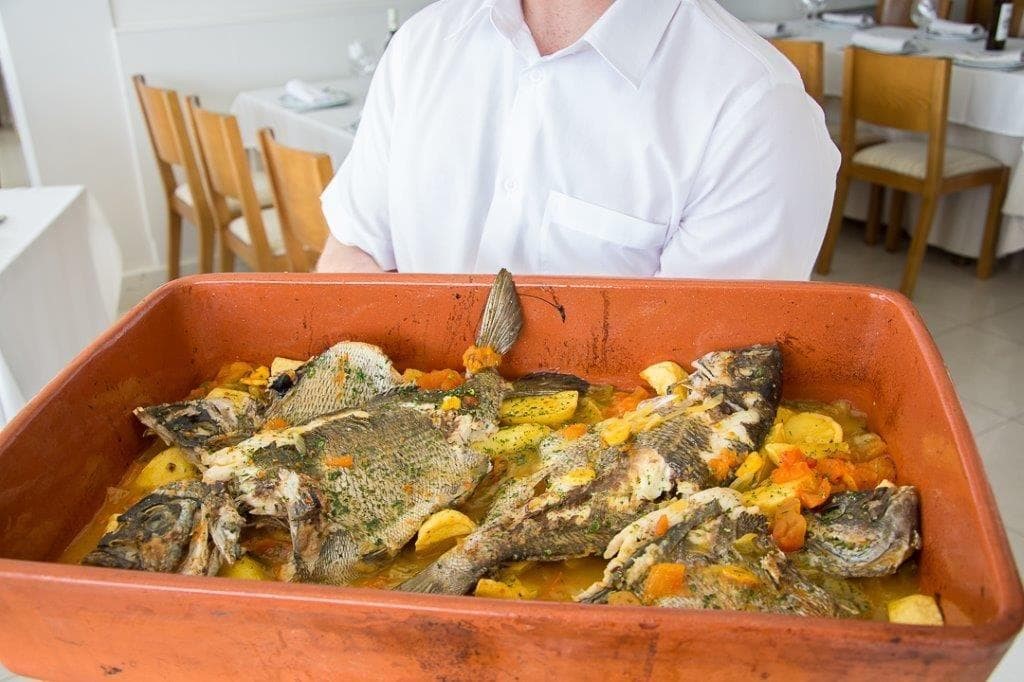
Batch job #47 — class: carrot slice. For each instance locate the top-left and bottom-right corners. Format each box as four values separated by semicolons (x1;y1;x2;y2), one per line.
325;455;354;468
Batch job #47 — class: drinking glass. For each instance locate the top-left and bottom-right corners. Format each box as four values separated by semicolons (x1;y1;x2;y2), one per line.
910;0;939;34
800;0;829;22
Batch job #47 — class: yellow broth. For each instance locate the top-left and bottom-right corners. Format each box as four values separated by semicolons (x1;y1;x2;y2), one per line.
61;364;921;619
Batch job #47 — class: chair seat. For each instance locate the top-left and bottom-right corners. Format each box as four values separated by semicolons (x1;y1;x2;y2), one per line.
227;208;286;256
174;170;274;212
827;122;886;149
852;141;1003;179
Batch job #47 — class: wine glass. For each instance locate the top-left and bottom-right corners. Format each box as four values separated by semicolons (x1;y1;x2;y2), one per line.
800;0;829;23
910;0;938;35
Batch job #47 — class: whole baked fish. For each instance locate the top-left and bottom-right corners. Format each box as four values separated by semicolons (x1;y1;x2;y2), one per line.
399;345;783;596
577;488;866;618
795;483;921;577
83;480;243;576
134;341;401;459
95;270;524;583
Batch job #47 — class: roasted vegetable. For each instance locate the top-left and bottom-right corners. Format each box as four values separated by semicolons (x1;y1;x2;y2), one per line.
572;397;604;425
472;424;552;456
499;391;579;426
474;577;537;600
218;555;272;580
887;594;943;625
639;361;687;396
415;509;477;552
131;447;199;492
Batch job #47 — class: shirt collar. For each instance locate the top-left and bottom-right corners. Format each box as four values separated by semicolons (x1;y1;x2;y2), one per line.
446;0;681;89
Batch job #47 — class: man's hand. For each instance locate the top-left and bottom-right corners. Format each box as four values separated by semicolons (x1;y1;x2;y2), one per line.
316;236;388;273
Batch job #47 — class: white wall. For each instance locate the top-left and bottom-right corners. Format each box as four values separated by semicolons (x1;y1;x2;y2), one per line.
0;0;154;270
0;0;429;278
114;0;429;273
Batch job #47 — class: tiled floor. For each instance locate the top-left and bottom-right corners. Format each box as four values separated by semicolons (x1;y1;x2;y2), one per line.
3;222;1024;679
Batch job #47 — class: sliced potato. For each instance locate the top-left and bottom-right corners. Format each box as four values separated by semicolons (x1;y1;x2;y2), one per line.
639;361;687;396
471;424;552;456
887;594;944;625
131;447;199;492
218;555;271;580
741;479;804;515
730;453;766;492
763;442;798;466
572;397;604;425
270;357;304;376
440;396;462;411
784;412;843;445
474;577;537;600
499;391;579;427
415;509;477;552
600;418;632;446
764;422;787;445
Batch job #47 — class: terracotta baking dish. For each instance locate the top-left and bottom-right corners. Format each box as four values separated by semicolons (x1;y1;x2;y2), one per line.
0;274;1020;680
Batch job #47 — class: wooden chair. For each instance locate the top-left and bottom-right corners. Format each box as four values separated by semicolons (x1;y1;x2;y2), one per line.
816;48;1009;297
257;129;334;272
876;0;952;26
771;38;886;201
184;96;290;272
132;75;215;279
965;1;1024;36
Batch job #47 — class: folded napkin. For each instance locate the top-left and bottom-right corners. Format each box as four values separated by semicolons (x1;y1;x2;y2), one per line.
284;79;333;106
747;21;787;38
954;50;1024;68
851;31;915;54
821;12;875;28
927;18;986;38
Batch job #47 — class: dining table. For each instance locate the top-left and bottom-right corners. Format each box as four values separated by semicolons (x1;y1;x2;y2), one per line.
231;76;368;169
0;186;121;426
230;22;1024;260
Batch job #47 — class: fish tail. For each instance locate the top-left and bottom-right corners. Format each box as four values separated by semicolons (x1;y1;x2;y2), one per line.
397;564;452;595
475;268;523;355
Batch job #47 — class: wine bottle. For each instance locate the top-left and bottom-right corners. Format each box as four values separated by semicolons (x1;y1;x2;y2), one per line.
986;0;1013;51
381;8;399;55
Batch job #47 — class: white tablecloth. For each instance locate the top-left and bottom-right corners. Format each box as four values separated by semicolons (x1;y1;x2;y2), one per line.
230;77;369;168
794;22;1024;257
0;186;121;426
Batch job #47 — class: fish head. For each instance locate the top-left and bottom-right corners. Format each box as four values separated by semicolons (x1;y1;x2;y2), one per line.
83;480;209;572
690;344;782;401
802;484;921;577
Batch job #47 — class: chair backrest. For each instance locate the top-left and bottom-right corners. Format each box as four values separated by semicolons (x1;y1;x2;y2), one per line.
838;47;951;185
131;75;209;219
257;129;334;272
184;95;276;269
770;40;824;105
876;0;952;26
1015;1;1024;37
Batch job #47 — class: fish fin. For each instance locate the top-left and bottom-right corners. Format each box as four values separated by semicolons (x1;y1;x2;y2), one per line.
397;567;448;594
475;268;523;355
510;372;590;397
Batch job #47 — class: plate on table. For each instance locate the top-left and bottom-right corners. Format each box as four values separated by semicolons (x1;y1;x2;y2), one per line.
278;87;352;112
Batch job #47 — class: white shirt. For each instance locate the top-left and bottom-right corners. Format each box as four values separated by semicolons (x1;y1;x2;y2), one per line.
322;0;840;278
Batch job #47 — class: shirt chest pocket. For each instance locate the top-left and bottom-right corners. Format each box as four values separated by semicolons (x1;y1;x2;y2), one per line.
539;191;668;276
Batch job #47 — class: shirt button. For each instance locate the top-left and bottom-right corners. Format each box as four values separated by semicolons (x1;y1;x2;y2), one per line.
503;178;518;192
529;70;544;84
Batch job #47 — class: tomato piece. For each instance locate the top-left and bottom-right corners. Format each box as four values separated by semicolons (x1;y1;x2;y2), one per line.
772;509;807;552
416;369;465;391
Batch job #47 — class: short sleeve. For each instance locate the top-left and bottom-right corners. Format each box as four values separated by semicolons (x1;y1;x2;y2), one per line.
658;82;840;280
320;34;404;271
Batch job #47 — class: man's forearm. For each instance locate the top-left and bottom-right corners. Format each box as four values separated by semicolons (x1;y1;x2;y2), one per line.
316;236;388;273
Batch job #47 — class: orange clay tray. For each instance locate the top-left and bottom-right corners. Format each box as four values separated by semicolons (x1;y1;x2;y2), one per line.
0;274;1020;680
